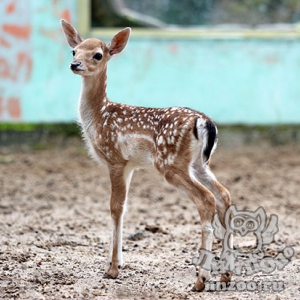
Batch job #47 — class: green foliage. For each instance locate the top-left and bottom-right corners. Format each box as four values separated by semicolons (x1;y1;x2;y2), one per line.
0;123;80;136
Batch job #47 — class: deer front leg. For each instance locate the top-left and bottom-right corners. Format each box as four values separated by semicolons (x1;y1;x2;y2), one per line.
106;164;133;279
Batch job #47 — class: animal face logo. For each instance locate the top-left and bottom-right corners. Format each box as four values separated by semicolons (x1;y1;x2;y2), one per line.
214;205;279;250
230;213;260;236
192;205;294;276
209;205;294;275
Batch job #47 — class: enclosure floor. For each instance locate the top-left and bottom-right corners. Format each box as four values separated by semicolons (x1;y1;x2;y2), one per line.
1;142;299;299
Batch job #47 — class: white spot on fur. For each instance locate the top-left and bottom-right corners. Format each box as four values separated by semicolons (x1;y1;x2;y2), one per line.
158;136;163;145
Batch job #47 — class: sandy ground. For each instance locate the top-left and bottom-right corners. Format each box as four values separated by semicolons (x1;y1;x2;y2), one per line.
0;139;299;299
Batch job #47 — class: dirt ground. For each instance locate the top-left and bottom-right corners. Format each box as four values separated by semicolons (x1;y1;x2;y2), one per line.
0;138;299;299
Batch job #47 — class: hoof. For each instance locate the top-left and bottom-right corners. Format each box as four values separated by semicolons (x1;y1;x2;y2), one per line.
220;272;232;285
104;267;119;279
192;281;206;292
192;274;209;292
192;268;210;292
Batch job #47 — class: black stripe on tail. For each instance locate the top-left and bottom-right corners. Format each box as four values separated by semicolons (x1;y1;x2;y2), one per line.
203;119;217;162
193;117;199;139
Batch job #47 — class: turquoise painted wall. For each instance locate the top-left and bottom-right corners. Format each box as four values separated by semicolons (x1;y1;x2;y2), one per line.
0;0;78;123
1;0;300;124
108;38;300;124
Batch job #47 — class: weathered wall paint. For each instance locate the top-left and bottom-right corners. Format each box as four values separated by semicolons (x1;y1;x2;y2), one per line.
0;0;78;123
0;0;299;124
0;0;32;121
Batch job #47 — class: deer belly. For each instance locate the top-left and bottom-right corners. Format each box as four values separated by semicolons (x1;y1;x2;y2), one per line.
117;133;155;166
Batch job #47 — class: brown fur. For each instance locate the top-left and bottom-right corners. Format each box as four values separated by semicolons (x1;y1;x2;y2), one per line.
61;19;232;291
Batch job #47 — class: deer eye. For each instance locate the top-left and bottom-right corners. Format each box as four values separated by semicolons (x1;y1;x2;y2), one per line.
72;50;75;56
93;53;102;61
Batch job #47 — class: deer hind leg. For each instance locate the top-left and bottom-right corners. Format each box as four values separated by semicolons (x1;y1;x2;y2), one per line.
106;163;134;279
164;168;216;292
192;162;233;285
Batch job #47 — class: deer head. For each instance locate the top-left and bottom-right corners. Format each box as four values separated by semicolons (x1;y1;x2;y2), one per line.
60;20;131;77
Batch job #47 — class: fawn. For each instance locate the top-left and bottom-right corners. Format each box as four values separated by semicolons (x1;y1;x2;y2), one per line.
61;19;232;291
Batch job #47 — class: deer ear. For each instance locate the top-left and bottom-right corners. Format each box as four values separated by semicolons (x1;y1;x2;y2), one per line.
107;27;131;56
61;19;84;48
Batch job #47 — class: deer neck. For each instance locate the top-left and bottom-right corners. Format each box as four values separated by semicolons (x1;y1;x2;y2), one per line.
79;67;109;131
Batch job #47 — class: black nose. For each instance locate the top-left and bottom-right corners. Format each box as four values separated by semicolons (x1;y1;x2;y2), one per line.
70;61;81;70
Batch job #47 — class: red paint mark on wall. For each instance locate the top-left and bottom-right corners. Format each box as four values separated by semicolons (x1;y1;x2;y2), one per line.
0;37;11;48
0;96;21;120
0;0;74;121
0;97;4;117
264;54;279;65
169;44;179;55
7;97;21;119
15;53;32;81
0;53;32;82
0;58;10;78
2;24;31;39
0;1;34;121
61;9;71;23
6;1;16;14
40;27;62;41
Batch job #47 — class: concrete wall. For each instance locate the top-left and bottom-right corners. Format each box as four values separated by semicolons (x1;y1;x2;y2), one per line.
1;0;300;124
